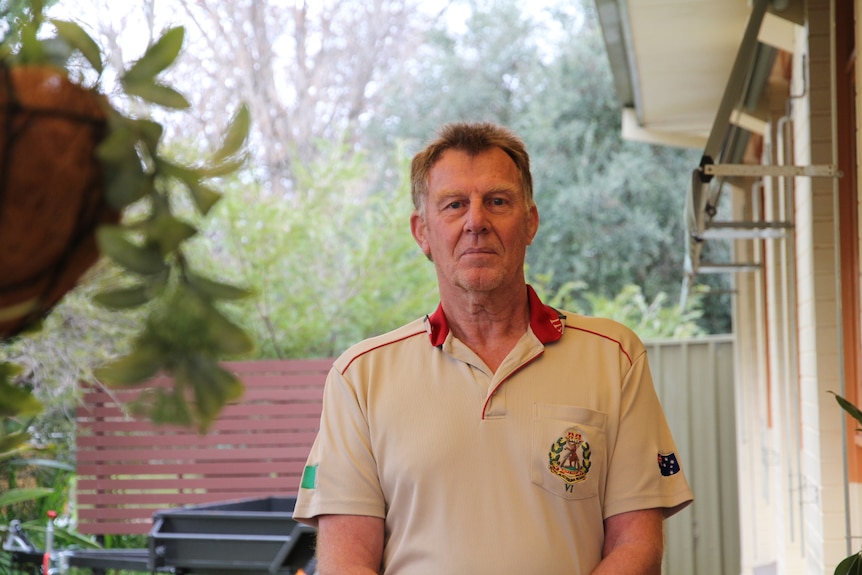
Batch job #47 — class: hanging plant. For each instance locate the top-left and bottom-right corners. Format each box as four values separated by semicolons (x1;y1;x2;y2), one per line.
0;0;255;433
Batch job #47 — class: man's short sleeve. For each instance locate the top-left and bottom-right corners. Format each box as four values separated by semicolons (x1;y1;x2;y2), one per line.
603;349;693;519
293;366;385;524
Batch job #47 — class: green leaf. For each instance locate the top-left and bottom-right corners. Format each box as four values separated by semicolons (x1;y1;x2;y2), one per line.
0;377;44;418
186;181;223;215
19;459;75;472
121;79;190;109
199;156;246;178
0;361;23;379
50;19;103;74
156;158;202;187
101;153;152;209
0;430;31;456
178;356;244;432
147;288;254;357
17;20;45;65
51;524;102;550
93;284;154;309
147;213;197;255
135;387;193;427
187;273;253;301
0;488;53;508
200;303;255;357
122;26;184;84
132;118;164;152
212;104;251;163
835;552;862;575
830;392;862;428
96;226;166;275
96;123;138;163
95;344;165;387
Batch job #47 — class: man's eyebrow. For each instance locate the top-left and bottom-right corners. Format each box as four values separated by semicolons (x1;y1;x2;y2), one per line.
487;184;520;193
433;184;520;199
434;189;465;200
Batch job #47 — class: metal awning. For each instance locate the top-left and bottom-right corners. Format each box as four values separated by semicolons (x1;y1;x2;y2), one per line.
596;0;838;296
594;0;805;148
684;0;839;281
684;0;778;277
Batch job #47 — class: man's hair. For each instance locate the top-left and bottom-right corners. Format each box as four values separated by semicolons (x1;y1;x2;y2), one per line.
410;122;534;214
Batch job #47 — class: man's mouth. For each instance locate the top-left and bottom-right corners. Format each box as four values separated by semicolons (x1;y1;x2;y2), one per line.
462;248;496;256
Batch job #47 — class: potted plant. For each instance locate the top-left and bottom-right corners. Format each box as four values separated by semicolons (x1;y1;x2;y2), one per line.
0;0;255;437
832;392;862;575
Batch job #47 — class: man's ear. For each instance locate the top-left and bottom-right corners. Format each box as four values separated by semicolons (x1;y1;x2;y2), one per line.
526;204;539;245
410;211;431;257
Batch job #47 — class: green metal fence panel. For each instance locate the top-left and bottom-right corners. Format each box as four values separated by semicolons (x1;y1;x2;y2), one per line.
646;335;739;575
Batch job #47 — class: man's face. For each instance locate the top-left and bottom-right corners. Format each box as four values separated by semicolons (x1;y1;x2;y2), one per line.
410;147;539;295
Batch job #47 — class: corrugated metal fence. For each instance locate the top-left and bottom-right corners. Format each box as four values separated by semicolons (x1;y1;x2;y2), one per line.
647;335;739;575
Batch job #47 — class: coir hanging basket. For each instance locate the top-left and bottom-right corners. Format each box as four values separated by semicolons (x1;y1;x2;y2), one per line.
0;66;119;338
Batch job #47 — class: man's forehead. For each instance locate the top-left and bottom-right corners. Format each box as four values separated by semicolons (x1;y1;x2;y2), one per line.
427;148;520;187
432;146;511;165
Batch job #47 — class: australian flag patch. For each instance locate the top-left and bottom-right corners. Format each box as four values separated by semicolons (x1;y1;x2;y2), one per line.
658;452;681;477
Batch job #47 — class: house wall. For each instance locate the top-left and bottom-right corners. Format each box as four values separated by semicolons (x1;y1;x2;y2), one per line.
854;0;862;554
798;1;847;573
733;1;850;573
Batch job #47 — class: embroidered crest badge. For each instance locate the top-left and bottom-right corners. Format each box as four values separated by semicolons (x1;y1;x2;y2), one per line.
548;426;591;484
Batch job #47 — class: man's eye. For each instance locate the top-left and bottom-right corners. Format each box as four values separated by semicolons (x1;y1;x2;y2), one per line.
447;201;463;209
490;198;506;206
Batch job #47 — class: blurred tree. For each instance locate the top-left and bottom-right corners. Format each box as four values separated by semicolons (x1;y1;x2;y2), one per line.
185;140;439;359
166;0;437;196
365;0;544;148
364;0;728;332
27;0;725;368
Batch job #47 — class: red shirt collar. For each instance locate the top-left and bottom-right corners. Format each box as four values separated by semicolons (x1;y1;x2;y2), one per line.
425;285;565;346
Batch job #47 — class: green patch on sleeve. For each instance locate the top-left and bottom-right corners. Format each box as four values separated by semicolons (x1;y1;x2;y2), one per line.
300;464;318;489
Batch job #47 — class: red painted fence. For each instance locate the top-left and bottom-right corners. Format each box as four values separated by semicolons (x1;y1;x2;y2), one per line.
74;359;331;535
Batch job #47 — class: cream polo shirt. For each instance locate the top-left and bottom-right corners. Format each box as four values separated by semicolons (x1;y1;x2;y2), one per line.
293;286;693;574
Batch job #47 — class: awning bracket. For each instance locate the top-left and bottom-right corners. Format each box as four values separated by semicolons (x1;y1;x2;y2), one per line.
700;163;842;179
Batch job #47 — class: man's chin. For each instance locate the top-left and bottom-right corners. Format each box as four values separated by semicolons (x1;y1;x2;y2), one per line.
453;271;506;293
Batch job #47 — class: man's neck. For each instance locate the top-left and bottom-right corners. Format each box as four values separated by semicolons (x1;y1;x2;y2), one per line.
440;284;530;372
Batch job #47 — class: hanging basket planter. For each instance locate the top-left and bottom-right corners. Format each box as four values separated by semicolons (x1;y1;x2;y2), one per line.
0;66;119;338
0;7;255;431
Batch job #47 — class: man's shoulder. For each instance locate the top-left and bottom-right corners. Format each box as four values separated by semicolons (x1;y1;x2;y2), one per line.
560;311;646;361
333;316;428;373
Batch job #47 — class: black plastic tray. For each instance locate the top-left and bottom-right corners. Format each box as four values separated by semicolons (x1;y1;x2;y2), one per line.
148;496;316;574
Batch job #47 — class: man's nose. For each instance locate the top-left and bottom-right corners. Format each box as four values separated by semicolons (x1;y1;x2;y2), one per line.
465;202;489;234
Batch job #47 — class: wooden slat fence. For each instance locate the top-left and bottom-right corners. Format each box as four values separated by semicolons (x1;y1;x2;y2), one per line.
75;359;332;535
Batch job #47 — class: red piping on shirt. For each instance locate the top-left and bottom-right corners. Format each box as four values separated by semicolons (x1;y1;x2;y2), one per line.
339;329;427;375
480;325;635;420
339;287;634;420
567;326;634;366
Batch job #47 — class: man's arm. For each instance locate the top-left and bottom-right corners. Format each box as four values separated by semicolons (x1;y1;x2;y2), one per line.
315;514;384;575
591;508;664;575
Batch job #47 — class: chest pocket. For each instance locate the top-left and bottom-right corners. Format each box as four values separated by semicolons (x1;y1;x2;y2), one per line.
531;403;607;500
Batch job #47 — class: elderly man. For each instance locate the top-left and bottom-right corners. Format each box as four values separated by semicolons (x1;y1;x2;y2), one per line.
293;122;693;574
